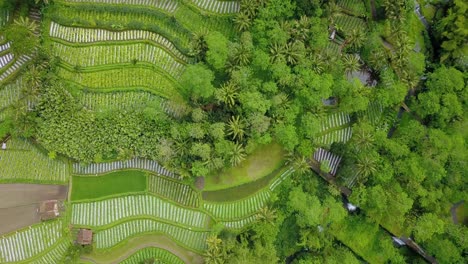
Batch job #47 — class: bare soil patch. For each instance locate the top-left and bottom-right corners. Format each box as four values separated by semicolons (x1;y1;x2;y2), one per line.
0;184;68;235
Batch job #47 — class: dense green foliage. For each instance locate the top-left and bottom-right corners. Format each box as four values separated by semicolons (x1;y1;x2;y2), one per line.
71;170;147;200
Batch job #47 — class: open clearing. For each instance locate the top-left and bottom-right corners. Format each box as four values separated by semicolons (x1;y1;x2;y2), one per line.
0;184;68;235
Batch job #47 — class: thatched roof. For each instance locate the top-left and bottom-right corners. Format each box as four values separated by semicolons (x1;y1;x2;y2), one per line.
77;229;93;245
39;200;59;220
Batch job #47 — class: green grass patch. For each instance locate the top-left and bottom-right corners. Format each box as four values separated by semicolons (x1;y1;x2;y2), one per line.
71;170;147;201
202;165;288;202
204;142;285;191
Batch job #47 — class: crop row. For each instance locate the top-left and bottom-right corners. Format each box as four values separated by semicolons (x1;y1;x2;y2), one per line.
337;0;367;17
121;247;184;264
48;22;190;63
316;126;353;146
50;3;192;50
0;53;13;69
0;42;10;53
0;138;69;183
313;148;342;176
73;157;178;179
0;77;23;110
56;66;180;99
0;55;31;83
148;174;200;208
334;14;367;33
320;112;351;132
221;214;259;229
0;10;9;27
191;0;240;14
0;220;63;263
62;0;178;13
269;167;295;192
77;90;157;111
94;218;209;251
203;189;271;220
358;101;384;126
51;42;186;79
71;194;211;228
29;239;71;264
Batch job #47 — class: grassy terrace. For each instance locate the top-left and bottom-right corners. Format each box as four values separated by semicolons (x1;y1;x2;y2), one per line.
205;142;285;191
71;170;147;201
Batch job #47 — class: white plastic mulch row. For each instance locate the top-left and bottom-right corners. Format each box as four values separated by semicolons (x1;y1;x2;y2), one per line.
313;148;342;176
0;220;62;262
148;175;200;208
0;53;13;69
73;157;178;179
63;0;178;13
316;126;353;145
320;112;351;132
344;171;360;189
71;194;209;228
0;54;31;82
51;42;185;78
0;42;10;53
222;214;259;229
95;219;209;251
191;0;240;14
203;190;271;220
49;22;189;63
269;167;295;191
28;240;71;264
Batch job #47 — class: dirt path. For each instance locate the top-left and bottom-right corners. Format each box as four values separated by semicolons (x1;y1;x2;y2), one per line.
0;184;68;235
369;0;377;20
81;234;204;264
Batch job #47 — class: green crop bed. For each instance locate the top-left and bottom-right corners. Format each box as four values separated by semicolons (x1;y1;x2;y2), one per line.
56;66;181;99
71;170;147;201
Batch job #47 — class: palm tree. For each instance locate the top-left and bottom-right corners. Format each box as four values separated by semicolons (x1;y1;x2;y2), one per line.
327;1;342;24
345;28;367;51
22;64;42;101
190;29;209;61
240;0;258;18
34;0;50;4
293;16;311;42
229;143;246;166
215;82;238;108
291;155;310;175
269;42;286;63
14;17;37;33
356;155;378;178
232;44;251;66
342;54;361;76
284;41;304;65
352;128;375;152
227;116;246;141
257;206;277;224
310;53;326;74
368;49;388;72
233;12;251;32
205;236;224;264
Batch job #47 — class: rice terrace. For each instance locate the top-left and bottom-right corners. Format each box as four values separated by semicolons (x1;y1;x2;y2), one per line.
0;0;466;263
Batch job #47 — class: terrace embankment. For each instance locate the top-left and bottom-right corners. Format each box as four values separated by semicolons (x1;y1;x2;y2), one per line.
0;184;68;235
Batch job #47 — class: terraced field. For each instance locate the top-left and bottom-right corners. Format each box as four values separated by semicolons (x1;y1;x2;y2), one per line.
73;157;178;179
94;219;210;251
0;139;69;183
316;112;353;146
76;90;157;111
0;219;64;263
148;174;201;208
71;194;211;228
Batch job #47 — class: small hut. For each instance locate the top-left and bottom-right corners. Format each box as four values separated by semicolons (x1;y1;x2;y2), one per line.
39;200;59;220
77;229;93;245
